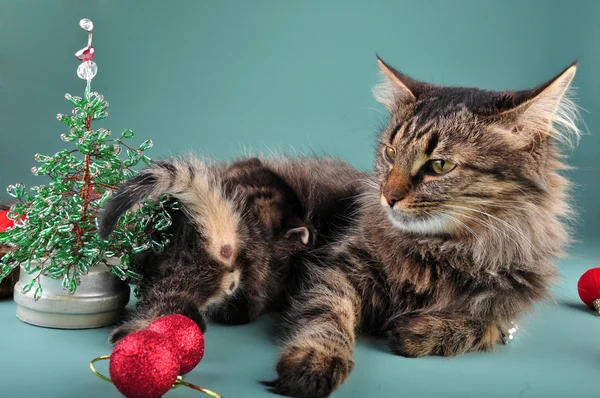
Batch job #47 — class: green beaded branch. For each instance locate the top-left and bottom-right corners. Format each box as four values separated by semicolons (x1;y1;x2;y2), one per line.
0;89;172;300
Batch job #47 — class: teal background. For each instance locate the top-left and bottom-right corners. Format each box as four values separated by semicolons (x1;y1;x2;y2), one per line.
0;1;599;398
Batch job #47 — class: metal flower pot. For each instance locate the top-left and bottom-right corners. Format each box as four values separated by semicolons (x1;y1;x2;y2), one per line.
13;259;130;329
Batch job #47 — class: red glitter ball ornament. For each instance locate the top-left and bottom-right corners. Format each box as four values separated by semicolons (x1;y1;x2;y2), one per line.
147;314;205;374
109;330;180;398
75;45;95;61
578;267;600;315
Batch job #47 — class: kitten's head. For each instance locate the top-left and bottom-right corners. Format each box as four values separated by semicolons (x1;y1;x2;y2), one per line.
372;57;579;246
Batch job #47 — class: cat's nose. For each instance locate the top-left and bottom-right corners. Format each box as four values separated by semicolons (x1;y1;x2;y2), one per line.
383;168;411;208
383;192;404;207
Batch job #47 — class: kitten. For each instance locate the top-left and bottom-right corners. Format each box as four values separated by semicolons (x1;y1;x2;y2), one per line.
98;157;314;342
221;157;315;252
258;58;580;398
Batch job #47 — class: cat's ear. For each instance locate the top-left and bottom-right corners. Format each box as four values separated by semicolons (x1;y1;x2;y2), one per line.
373;56;423;109
284;226;311;245
491;62;580;149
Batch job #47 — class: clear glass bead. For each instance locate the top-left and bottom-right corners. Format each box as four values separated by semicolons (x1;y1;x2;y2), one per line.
77;61;97;81
79;18;94;32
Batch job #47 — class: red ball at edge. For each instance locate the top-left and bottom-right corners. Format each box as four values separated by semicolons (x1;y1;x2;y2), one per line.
577;267;600;311
109;330;180;398
147;314;205;374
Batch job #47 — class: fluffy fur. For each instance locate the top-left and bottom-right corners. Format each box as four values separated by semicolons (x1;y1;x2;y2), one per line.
99;157;315;343
261;58;580;397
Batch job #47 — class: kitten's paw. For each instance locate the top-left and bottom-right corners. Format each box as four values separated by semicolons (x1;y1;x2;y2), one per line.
261;345;353;398
183;302;208;333
108;319;151;344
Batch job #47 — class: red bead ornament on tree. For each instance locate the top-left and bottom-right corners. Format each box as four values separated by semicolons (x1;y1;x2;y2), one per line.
75;45;95;61
577;268;600;315
75;18;97;82
90;314;220;398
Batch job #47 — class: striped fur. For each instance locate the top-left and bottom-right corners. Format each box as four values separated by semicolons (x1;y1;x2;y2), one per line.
99;157;242;267
260;60;580;397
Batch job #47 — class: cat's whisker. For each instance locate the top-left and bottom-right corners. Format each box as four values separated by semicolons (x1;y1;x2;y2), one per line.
358;106;384;116
356;178;380;190
441;212;484;246
457;199;536;211
447;208;507;246
451;201;532;215
442;204;534;253
450;211;527;266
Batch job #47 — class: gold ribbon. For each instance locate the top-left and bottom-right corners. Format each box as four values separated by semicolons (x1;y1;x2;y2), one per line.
90;356;223;398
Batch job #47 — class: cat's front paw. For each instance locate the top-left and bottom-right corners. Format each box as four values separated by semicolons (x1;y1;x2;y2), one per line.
262;345;353;398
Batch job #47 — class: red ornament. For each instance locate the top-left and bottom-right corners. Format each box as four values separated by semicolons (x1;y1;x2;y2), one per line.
0;210;25;233
577;268;600;315
91;315;220;397
0;211;12;232
109;330;180;398
75;45;95;61
147;314;205;374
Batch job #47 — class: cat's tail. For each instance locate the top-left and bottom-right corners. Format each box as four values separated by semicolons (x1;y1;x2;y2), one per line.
97;158;242;256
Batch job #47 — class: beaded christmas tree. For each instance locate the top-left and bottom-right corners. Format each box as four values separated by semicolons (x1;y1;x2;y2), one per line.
0;18;172;300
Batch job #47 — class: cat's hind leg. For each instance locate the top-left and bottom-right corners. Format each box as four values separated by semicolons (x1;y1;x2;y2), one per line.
388;312;503;358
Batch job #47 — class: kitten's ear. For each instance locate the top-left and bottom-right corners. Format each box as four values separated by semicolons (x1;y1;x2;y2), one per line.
284;226;310;245
373;56;422;109
492;62;580;148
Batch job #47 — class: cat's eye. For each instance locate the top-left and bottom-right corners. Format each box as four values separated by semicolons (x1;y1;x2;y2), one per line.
429;159;456;174
384;146;396;162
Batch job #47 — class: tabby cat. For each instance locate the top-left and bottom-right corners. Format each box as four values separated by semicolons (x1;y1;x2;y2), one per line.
259;58;580;397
